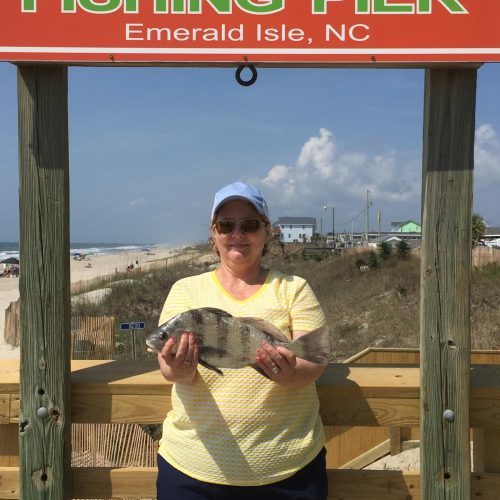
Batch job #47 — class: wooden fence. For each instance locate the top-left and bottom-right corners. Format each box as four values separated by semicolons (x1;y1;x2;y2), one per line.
71;316;115;360
410;246;500;267
3;307;115;360
472;246;500;267
3;299;20;347
1;359;500;499
72;423;157;468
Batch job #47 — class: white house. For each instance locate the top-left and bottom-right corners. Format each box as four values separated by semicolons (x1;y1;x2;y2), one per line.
276;217;316;243
483;227;500;247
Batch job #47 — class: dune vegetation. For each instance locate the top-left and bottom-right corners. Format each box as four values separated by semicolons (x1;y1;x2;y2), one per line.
71;243;500;362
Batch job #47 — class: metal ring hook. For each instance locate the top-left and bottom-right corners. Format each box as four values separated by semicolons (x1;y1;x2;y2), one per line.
235;64;258;87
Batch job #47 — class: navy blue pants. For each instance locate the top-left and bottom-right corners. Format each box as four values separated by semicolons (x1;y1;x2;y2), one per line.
156;448;328;500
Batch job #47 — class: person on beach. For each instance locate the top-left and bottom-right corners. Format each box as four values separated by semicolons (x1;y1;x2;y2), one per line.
156;181;330;499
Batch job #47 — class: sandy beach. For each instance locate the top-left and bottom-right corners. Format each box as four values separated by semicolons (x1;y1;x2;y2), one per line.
0;245;182;359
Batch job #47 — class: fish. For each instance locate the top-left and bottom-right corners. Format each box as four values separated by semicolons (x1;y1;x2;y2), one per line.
146;307;330;376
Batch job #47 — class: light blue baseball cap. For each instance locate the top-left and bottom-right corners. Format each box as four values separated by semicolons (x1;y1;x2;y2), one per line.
211;182;269;221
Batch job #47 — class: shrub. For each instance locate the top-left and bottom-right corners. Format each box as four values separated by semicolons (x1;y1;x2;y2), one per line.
368;251;379;269
378;241;392;260
396;240;411;259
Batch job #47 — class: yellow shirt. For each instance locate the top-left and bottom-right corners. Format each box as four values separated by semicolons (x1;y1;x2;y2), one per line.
157;269;327;486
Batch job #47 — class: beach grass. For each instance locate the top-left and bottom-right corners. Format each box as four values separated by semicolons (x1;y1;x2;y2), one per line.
71;243;500;362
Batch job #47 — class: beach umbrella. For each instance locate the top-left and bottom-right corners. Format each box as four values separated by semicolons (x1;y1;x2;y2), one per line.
1;257;19;265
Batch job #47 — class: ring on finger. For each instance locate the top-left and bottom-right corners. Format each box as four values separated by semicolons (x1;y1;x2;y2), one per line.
183;359;192;365
271;363;279;374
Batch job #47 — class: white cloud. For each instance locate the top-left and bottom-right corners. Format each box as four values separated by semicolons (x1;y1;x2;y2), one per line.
297;128;335;178
475;123;500;185
259;128;421;212
257;125;500;224
129;198;145;207
262;164;290;185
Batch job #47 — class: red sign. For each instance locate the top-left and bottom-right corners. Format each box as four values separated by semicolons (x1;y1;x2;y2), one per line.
1;0;500;64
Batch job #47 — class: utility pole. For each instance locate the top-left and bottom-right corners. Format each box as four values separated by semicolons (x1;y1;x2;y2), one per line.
324;205;335;244
377;210;381;241
366;189;371;245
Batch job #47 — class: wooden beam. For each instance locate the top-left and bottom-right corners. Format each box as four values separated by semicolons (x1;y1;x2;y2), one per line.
2;467;500;499
17;66;71;499
420;68;477;499
338;439;390;470
1;361;500;426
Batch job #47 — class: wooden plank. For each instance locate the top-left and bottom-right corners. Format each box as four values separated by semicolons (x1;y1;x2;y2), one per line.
71;394;171;424
389;427;402;455
471;473;500;499
325;426;389;468
338;439;390;470
0;396;8;425
0;467;19;500
320;397;420;427
2;466;500;499
17;65;71;500
323;426;341;469
345;348;500;365
472;428;485;473
2;362;500;426
420;67;477;499
339;426;389;466
0;425;19;467
329;470;420;499
482;430;500;473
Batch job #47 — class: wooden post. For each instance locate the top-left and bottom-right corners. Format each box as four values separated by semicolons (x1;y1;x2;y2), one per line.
420;68;477;499
17;66;71;499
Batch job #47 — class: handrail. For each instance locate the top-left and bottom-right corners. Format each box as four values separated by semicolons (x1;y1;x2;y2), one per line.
1;360;500;427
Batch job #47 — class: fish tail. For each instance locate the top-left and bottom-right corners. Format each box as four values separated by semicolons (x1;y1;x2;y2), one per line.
289;327;330;365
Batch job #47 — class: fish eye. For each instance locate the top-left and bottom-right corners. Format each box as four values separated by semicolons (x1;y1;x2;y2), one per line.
161;331;168;340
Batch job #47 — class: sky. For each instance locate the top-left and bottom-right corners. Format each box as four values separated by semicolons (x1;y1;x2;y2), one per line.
0;62;499;245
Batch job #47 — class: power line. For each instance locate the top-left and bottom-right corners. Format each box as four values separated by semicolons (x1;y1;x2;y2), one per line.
335;206;366;230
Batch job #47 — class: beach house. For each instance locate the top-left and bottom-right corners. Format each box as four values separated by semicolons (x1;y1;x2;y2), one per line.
390;220;422;233
276;217;316;243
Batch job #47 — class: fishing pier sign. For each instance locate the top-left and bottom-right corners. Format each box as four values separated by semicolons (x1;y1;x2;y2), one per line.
2;0;500;64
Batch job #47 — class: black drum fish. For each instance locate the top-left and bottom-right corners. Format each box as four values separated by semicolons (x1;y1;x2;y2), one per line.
146;307;330;376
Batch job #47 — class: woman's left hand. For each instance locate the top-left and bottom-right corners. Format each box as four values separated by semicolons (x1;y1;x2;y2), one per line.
255;336;327;388
255;342;297;383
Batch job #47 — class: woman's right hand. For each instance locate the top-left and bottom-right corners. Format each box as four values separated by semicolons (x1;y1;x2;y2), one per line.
157;333;199;384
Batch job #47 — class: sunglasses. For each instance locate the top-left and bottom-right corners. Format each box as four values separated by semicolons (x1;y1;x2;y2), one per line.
214;219;265;234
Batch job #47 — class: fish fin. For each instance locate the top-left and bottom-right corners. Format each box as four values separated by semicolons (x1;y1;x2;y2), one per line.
249;363;271;379
289;327;331;365
238;317;289;342
198;359;224;376
199;345;228;358
200;307;233;318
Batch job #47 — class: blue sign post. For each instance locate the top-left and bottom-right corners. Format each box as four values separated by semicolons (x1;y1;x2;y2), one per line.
120;322;145;359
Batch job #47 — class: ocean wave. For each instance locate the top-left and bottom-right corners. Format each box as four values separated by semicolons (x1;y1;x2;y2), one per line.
1;242;159;261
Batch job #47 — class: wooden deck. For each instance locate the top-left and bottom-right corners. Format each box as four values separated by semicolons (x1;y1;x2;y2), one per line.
1;360;500;498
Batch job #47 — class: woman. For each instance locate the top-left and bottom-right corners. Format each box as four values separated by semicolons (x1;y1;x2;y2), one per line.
156;181;330;499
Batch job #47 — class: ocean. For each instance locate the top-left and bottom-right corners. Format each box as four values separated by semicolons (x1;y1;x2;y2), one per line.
0;242;156;261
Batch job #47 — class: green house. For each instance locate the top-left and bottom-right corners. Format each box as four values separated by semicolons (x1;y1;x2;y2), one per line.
390;220;422;233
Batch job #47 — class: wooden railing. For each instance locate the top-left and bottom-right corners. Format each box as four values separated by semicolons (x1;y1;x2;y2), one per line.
1;360;500;499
